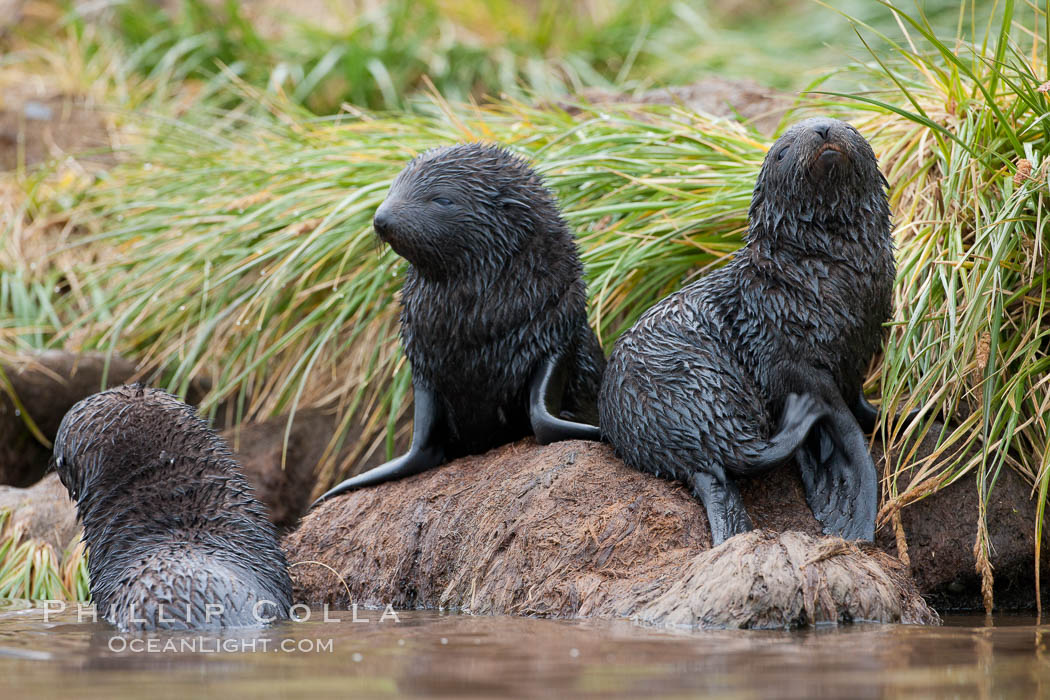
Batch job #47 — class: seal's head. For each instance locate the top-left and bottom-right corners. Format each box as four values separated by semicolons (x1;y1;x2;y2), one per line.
748;117;889;244
52;384;223;509
371;143;565;278
52;384;292;630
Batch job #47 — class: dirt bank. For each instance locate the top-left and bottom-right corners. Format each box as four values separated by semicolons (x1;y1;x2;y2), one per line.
0;351;404;527
575;78;791;134
286;439;942;627
0;352;138;486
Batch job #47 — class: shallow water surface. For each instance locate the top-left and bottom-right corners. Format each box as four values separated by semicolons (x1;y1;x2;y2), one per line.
1;601;1048;698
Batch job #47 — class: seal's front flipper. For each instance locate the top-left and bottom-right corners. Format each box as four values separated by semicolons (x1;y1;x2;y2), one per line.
796;404;877;541
529;354;601;444
310;383;446;508
690;468;752;546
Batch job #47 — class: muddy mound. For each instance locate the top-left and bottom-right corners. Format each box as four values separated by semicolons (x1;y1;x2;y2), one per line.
0;350;402;526
285;440;937;627
637;530;934;628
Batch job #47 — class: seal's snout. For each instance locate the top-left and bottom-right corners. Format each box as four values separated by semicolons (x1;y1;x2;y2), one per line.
814;143;845;166
373;203;395;241
808;122;848;181
373;200;418;262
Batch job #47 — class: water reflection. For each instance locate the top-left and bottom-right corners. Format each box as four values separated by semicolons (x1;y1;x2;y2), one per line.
2;601;1049;698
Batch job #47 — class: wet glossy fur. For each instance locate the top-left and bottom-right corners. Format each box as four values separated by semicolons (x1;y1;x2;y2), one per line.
599;117;894;544
382;143;604;456
52;386;292;631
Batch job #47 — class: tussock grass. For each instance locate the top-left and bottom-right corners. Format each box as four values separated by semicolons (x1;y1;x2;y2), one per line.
0;508;89;601
824;0;1049;610
56;95;765;483
64;0;982;113
73;0;673;113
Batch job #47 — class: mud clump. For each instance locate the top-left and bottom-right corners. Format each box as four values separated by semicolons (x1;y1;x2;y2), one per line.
869;427;1043;611
636;530;936;628
286;440;938;627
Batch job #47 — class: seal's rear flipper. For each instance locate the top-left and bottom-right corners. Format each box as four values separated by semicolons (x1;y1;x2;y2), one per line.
796;415;877;541
529;354;601;444
852;391;880;433
310;382;447;508
690;469;753;546
735;393;830;473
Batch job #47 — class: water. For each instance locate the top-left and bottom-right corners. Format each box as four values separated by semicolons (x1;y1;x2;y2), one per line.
1;601;1048;698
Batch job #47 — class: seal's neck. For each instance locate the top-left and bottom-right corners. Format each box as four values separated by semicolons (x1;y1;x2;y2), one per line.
745;189;891;262
406;217;574;289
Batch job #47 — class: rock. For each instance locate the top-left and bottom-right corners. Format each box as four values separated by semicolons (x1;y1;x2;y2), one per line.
284;439;938;626
0;351;138;486
0;472;79;550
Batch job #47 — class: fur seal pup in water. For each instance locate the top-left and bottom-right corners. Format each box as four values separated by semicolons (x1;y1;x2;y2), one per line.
599;117;895;545
52;385;292;630
313;143;605;504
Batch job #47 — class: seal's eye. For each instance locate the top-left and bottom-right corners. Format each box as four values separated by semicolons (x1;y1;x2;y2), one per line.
432;197;453;206
776;146;789;162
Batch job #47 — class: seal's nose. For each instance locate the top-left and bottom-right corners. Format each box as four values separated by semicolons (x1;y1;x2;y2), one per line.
373;204;394;238
813;123;831;141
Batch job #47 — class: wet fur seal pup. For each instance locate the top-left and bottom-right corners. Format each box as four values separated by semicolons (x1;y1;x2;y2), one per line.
599;117;894;545
52;385;292;631
314;143;605;504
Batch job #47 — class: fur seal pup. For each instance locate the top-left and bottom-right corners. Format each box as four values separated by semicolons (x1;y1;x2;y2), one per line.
52;385;292;631
314;143;605;504
599;117;895;545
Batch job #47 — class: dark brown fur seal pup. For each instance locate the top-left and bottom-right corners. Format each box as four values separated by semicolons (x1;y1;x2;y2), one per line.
52;385;292;631
599;117;894;545
314;143;605;504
